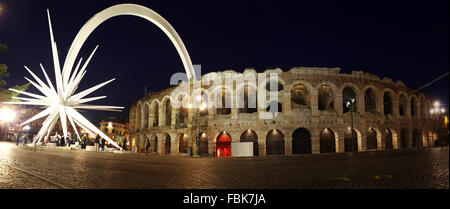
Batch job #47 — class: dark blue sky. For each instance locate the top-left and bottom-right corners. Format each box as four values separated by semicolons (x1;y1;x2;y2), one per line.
0;0;448;122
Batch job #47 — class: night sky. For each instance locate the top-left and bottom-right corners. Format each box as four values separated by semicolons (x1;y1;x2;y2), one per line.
0;0;448;123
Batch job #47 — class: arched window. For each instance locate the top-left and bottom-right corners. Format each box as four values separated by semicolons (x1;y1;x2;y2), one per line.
151;102;159;127
216;89;231;115
342;87;356;113
318;86;334;111
410;97;418;117
266;80;284;92
291;84;310;109
163;99;172;126
238;84;258;113
383;92;393;115
143;103;149;128
364;88;377;113
399;94;407;116
420;97;426;119
177;95;188;125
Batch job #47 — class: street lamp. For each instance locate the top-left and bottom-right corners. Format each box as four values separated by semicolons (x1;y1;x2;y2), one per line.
430;101;446;146
346;98;356;152
0;108;16;141
190;96;206;157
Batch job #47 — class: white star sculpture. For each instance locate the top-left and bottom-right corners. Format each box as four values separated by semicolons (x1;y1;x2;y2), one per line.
3;10;124;150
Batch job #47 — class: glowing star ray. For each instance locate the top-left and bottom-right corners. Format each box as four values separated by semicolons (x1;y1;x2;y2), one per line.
3;9;124;151
40;63;56;92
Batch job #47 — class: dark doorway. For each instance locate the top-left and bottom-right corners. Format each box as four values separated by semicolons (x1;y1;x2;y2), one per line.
344;129;358;152
266;129;285;155
385;130;393;149
179;134;188;153
320;128;336;153
199;133;208;156
292;128;312;154
165;134;171;154
367;128;378;150
400;129;408;148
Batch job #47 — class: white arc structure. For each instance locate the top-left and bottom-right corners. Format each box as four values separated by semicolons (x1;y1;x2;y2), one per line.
4;4;196;151
4;10;124;150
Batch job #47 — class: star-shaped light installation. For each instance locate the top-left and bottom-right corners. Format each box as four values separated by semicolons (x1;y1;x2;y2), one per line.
3;10;124;150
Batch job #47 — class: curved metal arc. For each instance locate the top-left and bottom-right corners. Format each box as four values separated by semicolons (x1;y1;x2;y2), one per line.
62;3;195;81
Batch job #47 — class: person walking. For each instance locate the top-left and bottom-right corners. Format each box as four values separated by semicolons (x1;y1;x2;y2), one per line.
100;137;106;151
15;134;20;146
94;134;100;151
83;134;90;149
21;134;27;146
122;136;128;151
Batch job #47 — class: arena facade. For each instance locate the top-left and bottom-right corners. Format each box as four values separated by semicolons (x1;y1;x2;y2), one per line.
129;67;437;156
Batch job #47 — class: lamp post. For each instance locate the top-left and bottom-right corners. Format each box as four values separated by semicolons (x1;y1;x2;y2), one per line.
430;101;446;146
346;98;356;152
189;96;206;157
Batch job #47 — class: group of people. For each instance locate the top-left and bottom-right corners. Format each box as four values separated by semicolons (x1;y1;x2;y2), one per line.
14;133;29;146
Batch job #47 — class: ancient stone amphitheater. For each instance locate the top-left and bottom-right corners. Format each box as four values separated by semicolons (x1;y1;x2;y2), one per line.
129;67;437;156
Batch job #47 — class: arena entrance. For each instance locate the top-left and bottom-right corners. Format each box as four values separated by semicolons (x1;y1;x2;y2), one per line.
240;130;259;156
385;129;393;149
292;128;311;154
320;128;336;153
266;129;285;155
216;131;231;157
165;134;171;154
344;128;358;152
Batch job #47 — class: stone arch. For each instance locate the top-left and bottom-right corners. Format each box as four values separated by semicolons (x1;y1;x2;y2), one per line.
240;129;259;156
410;95;419;118
292;128;312;154
342;85;358;113
176;94;189;125
386;128;399;149
398;92;408;116
317;82;338;111
178;133;189;153
161;96;173;126
199;132;209;156
151;134;158;153
260;75;286;92
320;128;338;153
400;128;408;148
291;84;311;109
266;129;285;155
136;102;143;130
212;86;232;115
215;131;232;157
362;86;379;113
344;128;362;152
163;133;171;154
237;82;258;113
149;99;160;127
382;88;395;116
367;127;381;150
419;94;427;119
412;128;421;148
